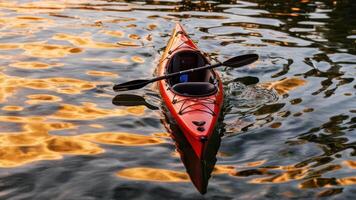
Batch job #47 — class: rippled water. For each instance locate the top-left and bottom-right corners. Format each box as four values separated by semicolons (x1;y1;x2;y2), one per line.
0;0;355;199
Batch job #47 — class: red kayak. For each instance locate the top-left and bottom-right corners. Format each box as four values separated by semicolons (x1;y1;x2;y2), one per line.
157;23;224;159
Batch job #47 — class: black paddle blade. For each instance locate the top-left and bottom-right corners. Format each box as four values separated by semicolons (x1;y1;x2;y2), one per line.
112;94;159;110
113;79;150;91
223;54;259;68
233;76;259;85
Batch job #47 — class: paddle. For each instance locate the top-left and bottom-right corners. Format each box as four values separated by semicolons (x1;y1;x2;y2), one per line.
232;76;259;85
112;94;159;110
113;54;258;91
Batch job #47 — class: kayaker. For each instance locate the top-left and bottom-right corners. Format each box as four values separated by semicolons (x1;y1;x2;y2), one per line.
178;55;196;82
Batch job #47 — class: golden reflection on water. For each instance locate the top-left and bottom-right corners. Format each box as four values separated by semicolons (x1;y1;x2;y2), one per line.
129;34;140;40
152;132;171;138
117;167;189;182
86;70;118;77
78;132;164;146
88;124;104;129
116;155;268;184
82;57;130;64
343;160;356;169
337;177;356;186
46;136;103;155
131;56;145;63
246;160;266;167
250;167;308;184
0;13;148;168
22;43;83;58
53;33;124;49
213;165;235;175
1;105;23;111
1;1;65;14
147;24;157;31
0;0;352;197
112;58;129;64
10;62;63;69
50;103;145;120
0;17;53;36
299;176;356;189
209;160;353;189
0;72;99;102
101;30;125;38
0;144;62;168
26;94;62;105
259;77;307;95
0;114;164;167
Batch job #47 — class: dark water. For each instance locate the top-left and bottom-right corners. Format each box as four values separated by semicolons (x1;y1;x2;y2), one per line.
0;0;355;199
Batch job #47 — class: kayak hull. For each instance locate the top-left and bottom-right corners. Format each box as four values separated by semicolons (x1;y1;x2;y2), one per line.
157;23;223;159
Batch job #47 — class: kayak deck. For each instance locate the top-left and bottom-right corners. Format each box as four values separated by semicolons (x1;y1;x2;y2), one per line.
157;23;223;159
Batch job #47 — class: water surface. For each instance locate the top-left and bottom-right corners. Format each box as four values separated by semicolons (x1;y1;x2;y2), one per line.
0;0;355;199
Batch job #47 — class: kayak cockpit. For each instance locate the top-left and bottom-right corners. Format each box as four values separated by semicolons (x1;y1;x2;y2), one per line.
168;50;218;97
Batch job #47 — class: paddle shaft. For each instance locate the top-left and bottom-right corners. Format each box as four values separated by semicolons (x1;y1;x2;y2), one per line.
148;62;221;84
113;54;258;91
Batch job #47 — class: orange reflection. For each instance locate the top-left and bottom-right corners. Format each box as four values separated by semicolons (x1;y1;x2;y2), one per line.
270;122;282;128
147;24;157;31
78;132;164;146
317;188;343;197
259;77;307;95
88;124;104;129
250;168;307;184
83;57;130;64
299;176;356;188
86;70;118;77
105;18;136;23
152;132;171;138
337;177;356;186
117;41;141;47
50;102;145;120
22;43;83;58
0;43;20;50
46;136;103;155
0;116;45;124
0;72;99;102
299;178;337;189
112;58;129;64
343;160;356;168
117;167;189;182
0;144;62;168
1;105;23;111
10;61;63;69
303;108;314;113
0;55;14;59
0;118;105;168
0;110;167;168
53;33;126;49
101;30;124;38
0;15;54;33
126;24;137;28
131;56;144;63
6;1;66;14
246;160;266;167
129;34;140;40
213;165;235;175
26;94;62;105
